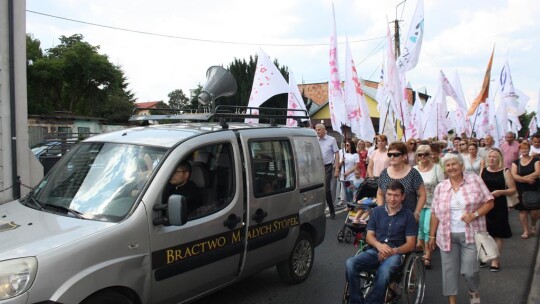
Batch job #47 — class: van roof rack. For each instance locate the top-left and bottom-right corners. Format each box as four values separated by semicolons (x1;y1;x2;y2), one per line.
129;105;310;127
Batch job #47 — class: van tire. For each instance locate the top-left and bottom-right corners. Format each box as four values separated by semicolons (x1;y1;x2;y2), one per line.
277;231;314;284
81;291;134;304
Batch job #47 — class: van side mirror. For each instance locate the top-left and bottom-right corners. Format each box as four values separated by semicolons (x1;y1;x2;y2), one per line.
152;195;188;226
167;195;188;226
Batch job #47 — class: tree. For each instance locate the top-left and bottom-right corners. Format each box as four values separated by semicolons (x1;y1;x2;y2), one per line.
26;34;135;122
167;89;190;109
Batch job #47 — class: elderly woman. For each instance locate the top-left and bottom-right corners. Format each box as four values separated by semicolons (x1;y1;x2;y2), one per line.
428;153;494;304
511;141;540;239
464;143;484;175
376;141;427;219
414;144;444;269
406;139;418;166
480;148;515;271
367;135;389;178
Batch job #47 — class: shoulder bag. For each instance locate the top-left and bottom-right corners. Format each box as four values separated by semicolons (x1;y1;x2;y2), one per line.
518;161;540;210
503;168;519;208
474;231;500;263
456;189;500;263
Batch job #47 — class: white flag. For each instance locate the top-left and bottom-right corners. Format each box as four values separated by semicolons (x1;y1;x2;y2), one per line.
410;92;423;139
246;49;289;123
328;4;347;134
451;70;469;110
384;24;405;129
500;60;521;119
286;72;309;127
396;0;424;72
344;38;376;141
529;118;538;136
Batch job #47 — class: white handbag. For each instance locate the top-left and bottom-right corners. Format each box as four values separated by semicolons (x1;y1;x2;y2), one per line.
474;231;500;263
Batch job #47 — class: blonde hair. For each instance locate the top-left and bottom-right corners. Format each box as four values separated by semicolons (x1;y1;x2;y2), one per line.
416;144;431;155
487;148;504;169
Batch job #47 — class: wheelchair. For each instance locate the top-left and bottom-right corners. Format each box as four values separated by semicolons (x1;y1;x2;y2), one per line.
342;248;425;304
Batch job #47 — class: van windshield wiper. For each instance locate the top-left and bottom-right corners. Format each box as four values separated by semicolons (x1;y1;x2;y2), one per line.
25;195;44;210
43;203;86;219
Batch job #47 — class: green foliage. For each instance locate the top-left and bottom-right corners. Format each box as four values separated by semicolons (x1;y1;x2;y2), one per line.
167;89;190;109
519;111;537;137
26;34;134;122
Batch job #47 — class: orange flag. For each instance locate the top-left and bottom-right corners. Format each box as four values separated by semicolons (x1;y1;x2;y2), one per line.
467;46;495;116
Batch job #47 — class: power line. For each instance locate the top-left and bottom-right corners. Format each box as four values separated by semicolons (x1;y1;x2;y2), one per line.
27;10;386;47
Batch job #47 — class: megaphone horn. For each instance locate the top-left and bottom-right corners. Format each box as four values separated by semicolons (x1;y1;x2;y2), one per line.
198;66;237;106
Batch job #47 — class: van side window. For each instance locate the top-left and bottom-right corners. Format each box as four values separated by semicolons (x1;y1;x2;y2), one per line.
163;143;235;220
250;140;295;197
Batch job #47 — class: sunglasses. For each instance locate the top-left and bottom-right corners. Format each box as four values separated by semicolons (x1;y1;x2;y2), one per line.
387;152;403;158
460;143;467;146
417;153;429;157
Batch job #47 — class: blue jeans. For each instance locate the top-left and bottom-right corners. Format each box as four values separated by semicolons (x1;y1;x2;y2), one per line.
345;248;402;304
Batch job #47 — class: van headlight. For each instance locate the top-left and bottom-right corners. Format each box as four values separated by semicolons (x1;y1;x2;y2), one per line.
0;257;38;300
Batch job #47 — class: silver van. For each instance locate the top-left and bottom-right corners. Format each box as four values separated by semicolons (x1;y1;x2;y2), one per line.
0;109;326;303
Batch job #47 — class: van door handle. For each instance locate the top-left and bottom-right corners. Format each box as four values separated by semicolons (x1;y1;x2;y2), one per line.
251;208;268;224
223;214;241;229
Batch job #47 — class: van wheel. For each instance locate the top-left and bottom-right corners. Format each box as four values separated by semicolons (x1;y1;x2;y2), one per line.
277;231;314;284
81;291;134;304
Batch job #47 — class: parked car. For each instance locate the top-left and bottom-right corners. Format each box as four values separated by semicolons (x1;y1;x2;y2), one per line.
31;140;76;158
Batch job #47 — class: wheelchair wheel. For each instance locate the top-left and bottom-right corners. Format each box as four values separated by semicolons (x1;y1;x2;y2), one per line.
337;229;345;242
345;230;353;243
398;253;425;304
342;271;374;304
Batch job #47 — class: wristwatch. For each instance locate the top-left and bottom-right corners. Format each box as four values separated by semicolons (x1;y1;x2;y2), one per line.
473;211;479;218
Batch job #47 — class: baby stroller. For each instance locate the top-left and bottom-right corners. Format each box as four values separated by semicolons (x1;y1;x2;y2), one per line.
337;178;379;245
337;199;377;245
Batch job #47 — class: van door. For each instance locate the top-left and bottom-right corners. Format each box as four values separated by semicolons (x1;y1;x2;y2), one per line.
237;131;301;274
146;132;244;304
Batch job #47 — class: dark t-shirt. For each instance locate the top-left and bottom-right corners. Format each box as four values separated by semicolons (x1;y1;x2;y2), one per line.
367;205;418;248
378;168;424;212
163;180;203;216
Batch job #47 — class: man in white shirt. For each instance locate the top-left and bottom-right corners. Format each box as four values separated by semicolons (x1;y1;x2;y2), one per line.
316;124;340;219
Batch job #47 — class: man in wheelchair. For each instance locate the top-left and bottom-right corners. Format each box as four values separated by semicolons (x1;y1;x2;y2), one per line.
345;180;418;304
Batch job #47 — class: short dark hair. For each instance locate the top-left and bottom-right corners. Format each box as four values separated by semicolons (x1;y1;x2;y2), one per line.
177;160;192;174
386;180;405;194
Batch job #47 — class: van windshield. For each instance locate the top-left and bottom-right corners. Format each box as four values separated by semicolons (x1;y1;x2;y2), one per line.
31;142;167;222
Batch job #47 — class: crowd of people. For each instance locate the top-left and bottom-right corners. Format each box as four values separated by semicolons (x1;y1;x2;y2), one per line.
315;125;540;304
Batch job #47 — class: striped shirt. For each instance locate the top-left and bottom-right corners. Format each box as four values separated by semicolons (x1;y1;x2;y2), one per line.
431;173;494;251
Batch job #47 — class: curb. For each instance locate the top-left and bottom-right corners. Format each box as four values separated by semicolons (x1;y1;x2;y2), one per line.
526;232;540;303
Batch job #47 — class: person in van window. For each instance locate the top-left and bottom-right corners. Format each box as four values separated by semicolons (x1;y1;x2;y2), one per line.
163;161;203;217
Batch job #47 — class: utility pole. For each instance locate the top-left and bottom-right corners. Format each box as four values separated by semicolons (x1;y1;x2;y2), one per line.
394;19;400;59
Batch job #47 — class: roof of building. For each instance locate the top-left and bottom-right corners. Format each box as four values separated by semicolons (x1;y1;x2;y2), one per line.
134;101;162;109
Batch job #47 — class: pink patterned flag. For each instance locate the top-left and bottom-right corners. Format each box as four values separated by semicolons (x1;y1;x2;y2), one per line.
344;38;375;141
328;4;347;134
246;49;289;123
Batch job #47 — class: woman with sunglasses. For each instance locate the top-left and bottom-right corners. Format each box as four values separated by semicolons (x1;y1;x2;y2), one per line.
458;139;470;156
414;144;444;269
406;139;418;166
367;135;389;178
376;141;427;221
480;148;516;271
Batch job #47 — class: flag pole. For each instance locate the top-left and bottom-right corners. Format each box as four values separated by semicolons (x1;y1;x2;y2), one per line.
470;105;480;138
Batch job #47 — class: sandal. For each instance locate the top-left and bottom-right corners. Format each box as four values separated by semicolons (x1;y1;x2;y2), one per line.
521;233;529;239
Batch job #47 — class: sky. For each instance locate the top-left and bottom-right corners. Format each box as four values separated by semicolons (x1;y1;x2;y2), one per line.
26;0;540;111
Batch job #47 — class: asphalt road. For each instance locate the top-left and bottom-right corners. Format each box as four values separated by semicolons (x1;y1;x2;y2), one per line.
194;207;539;304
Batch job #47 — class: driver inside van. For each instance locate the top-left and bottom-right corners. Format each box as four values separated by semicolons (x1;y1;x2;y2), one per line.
163;161;203;217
